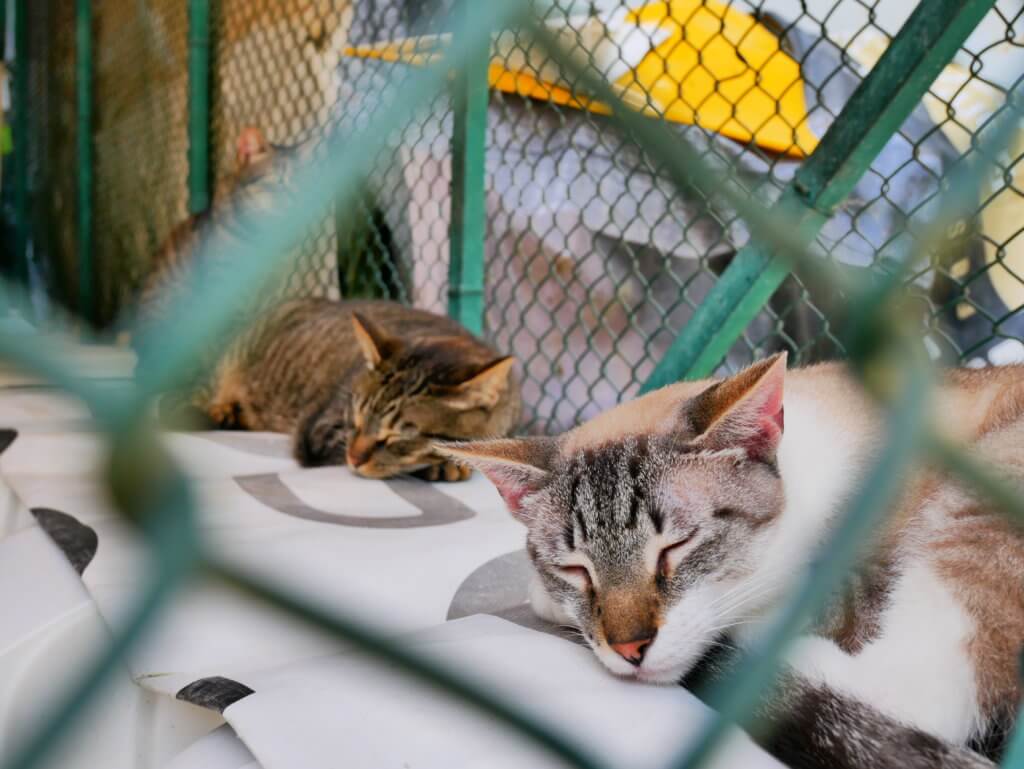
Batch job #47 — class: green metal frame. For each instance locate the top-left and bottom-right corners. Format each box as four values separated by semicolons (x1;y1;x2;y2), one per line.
446;4;489;336
75;0;93;320
187;0;211;215
4;2;1024;769
11;0;29;292
640;0;999;391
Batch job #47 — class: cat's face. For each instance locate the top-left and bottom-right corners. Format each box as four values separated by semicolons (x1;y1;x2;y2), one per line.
342;314;516;479
230;126;301;214
442;354;787;682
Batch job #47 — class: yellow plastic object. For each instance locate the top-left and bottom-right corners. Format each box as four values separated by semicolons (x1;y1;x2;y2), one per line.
343;1;818;158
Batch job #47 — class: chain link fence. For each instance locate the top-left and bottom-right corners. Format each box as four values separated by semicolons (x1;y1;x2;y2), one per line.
12;0;1024;432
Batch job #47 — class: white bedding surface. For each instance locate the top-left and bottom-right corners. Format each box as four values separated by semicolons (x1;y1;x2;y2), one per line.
0;379;782;769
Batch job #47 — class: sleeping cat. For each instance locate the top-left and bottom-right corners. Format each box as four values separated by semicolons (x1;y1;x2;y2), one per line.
136;129;521;481
443;354;1023;767
201;298;521;479
163;298;522;481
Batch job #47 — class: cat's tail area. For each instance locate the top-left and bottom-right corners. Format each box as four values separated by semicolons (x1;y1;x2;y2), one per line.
293;400;349;468
762;675;996;769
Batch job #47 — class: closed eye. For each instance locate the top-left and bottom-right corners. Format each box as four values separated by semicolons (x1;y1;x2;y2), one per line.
556;565;592;591
658;532;696;576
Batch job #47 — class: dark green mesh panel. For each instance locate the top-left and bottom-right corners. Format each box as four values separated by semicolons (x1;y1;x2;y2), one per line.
19;0;1024;433
21;1;77;313
93;1;189;326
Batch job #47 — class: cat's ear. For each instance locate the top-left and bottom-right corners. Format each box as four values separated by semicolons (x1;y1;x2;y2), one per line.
351;312;398;370
443;356;516;410
236;126;269;168
435;437;556;523
688;352;786;462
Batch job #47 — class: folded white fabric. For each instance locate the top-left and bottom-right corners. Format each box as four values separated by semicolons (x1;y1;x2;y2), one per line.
0;377;782;769
224;615;782;769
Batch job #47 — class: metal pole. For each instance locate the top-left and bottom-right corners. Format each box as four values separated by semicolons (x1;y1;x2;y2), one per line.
12;0;29;291
75;0;93;320
640;0;999;391
447;4;488;336
187;0;210;215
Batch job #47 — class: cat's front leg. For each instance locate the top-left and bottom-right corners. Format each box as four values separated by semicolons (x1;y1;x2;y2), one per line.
762;668;994;769
413;460;473;482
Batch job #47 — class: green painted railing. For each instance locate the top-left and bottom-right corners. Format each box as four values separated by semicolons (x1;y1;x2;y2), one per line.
639;0;1000;390
75;0;93;320
4;1;1024;769
447;2;489;337
187;0;211;216
11;0;30;296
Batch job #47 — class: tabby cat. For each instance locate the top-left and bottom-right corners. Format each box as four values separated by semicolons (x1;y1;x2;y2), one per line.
158;298;521;480
137;130;521;481
444;354;1024;767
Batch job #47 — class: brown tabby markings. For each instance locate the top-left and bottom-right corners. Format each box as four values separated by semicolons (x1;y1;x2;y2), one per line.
445;356;1024;767
197;298;522;479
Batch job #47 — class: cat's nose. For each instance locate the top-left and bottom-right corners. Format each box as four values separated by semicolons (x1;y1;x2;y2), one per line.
610;635;655;666
347;434;377;467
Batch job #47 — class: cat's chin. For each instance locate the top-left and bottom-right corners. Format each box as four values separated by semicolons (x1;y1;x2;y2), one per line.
594;653;682;685
632;666;684;685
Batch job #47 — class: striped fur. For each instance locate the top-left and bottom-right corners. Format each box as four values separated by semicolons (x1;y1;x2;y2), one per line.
167;298;522;480
444;356;1024;767
136;128;521;481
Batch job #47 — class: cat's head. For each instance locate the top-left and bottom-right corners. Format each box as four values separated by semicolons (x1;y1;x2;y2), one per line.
440;354;787;682
230;126;304;207
332;312;517;478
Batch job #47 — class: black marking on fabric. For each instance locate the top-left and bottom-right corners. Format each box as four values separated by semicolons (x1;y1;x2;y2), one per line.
31;508;98;575
176;676;254;713
0;429;17;454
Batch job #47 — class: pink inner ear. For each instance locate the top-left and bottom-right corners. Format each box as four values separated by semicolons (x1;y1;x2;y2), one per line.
476;466;528;517
746;383;784;460
498;484;528;516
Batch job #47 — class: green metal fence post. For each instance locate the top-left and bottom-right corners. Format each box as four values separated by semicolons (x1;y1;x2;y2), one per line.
639;0;999;392
447;5;489;337
12;0;29;292
187;0;211;215
75;0;93;321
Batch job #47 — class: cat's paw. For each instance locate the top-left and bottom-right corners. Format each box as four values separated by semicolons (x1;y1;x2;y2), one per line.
207;400;246;430
528;573;575;626
415;460;472;482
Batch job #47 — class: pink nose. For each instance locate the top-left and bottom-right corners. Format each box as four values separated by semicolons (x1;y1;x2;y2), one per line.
610;637;654;666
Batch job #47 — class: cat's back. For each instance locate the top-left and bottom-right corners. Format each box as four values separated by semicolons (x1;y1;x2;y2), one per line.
250;298;483;349
220;298;498;432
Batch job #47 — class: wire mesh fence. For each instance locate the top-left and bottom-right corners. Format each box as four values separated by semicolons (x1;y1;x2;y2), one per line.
12;0;1024;431
3;1;1024;766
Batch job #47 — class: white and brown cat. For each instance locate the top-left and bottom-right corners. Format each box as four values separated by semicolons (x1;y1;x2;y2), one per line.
442;354;1024;768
